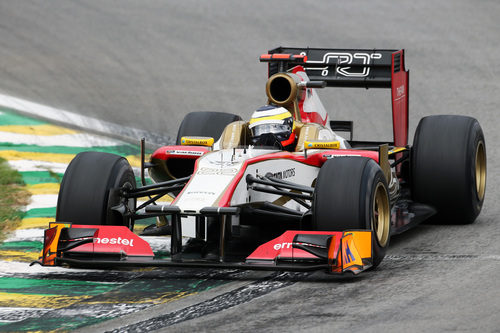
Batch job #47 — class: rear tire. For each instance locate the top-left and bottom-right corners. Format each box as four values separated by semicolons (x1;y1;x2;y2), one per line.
176;111;242;144
411;115;486;224
56;152;136;228
312;157;391;268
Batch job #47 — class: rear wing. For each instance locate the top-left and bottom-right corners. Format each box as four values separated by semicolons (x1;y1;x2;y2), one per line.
262;47;410;147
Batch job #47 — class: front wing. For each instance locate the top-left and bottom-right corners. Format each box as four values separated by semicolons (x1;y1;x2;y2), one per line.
34;222;373;275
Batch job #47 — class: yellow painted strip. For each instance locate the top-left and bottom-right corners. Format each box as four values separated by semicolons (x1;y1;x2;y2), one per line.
0;250;39;262
19;217;53;229
84;291;190;305
26;183;60;195
0;151;74;164
125;155;141;168
0;124;77;136
0;292;91;309
134;225;147;233
138;198;173;204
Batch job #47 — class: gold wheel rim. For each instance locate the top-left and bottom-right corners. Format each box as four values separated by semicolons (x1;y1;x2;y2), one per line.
475;141;486;201
373;182;390;247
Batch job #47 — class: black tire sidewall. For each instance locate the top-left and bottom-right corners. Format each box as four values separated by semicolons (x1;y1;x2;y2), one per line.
411;115;485;224
56;152;136;227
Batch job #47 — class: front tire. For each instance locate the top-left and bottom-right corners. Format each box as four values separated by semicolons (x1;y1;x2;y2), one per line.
312;157;391;268
56;152;136;228
411;115;486;224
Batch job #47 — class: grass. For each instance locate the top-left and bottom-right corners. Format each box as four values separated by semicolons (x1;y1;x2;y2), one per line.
0;157;31;242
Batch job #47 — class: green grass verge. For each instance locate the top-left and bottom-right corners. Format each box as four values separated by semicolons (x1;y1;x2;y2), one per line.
0;157;30;242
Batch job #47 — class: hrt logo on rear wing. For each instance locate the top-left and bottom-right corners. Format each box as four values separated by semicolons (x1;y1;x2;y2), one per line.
305;51;383;78
267;47;401;89
264;46;410;152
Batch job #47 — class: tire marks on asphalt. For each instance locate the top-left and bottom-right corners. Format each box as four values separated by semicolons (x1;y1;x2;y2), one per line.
106;272;308;333
386;254;500;261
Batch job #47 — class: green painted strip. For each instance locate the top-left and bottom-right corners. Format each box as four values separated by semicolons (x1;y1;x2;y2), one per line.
0;241;42;252
0;109;48;126
134;217;157;227
20;171;62;185
135;176;154;186
0;143;142;156
0;277;120;296
24;207;56;219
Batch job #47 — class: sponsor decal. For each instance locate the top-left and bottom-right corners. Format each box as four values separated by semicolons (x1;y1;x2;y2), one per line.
95;237;134;247
323;154;361;159
273;242;293;251
197;167;238;176
186;191;216;196
208;160;239;167
273;241;321;251
343;242;355;264
181;136;214;147
165;150;204;156
396;84;405;97
305;141;340;149
271;168;295;180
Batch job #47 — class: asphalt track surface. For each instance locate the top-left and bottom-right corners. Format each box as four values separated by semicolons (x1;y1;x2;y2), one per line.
1;1;499;332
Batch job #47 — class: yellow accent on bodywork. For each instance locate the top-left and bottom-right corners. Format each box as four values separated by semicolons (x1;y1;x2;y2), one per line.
304;140;340;150
388;147;407;155
180;136;214;147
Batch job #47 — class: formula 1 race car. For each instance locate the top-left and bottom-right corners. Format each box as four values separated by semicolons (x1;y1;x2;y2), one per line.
35;47;487;275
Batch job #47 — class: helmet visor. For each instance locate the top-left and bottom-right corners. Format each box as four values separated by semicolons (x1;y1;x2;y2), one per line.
251;123;292;138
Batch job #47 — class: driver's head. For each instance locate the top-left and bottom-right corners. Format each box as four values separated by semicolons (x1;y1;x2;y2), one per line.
249;105;296;151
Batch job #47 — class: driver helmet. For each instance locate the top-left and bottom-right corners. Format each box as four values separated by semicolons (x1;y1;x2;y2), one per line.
249;105;296;151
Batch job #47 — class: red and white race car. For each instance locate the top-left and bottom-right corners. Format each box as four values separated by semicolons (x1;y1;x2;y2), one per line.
36;47;486;275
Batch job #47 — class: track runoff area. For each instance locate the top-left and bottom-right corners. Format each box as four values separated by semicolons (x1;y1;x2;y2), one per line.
0;107;227;331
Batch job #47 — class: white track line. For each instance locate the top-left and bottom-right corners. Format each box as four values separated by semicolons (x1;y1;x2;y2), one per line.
25;194;59;210
0;93;173;145
7;160;68;173
0;261;102;275
6;229;44;242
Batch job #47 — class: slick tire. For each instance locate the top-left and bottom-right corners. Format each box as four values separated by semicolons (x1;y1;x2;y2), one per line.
56;152;136;229
312;157;391;269
176;111;242;144
411;115;486;224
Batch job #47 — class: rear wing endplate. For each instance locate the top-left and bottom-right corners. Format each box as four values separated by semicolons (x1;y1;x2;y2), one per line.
263;47;410;147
